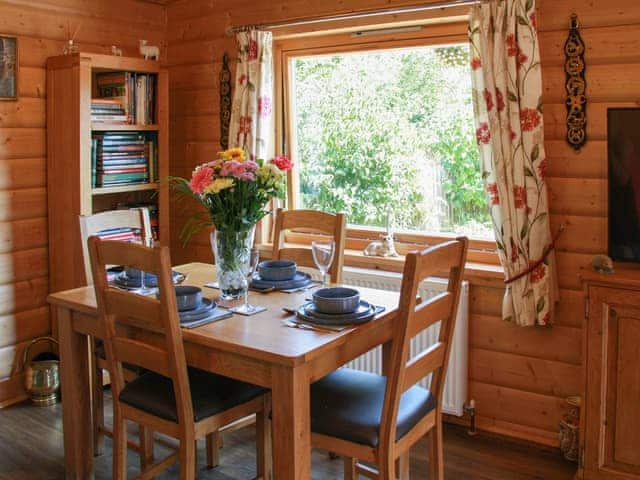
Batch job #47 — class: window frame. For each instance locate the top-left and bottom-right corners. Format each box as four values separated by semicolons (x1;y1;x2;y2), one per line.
271;17;499;267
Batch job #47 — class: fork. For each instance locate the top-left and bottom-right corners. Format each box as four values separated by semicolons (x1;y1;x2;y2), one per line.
281;318;337;333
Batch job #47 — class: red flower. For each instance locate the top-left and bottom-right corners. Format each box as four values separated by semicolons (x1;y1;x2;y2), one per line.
476;123;491;144
258;96;272;118
529;13;538;32
520;108;541;132
248;40;258;60
270;155;293;172
471;57;482;70
238;74;247;85
496;88;505;112
486;182;500;205
506;34;518;57
510;237;519;263
513;185;527;209
529;262;546;283
237;116;252;142
541;311;550;325
537;158;548;179
517;51;529;68
484;88;494;112
509;126;517;142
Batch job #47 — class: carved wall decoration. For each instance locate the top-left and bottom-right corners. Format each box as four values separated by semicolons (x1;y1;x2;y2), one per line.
219;52;232;150
564;13;587;151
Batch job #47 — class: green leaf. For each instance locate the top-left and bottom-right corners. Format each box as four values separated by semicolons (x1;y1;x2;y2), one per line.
536;296;545;313
507;90;518;102
504;315;513;323
531;144;539;162
517;15;529;25
520;223;528;239
525;0;534;11
524;167;535;177
496;240;505;251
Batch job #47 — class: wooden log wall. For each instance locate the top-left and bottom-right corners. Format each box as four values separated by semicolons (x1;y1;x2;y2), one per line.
166;0;640;448
0;0;165;406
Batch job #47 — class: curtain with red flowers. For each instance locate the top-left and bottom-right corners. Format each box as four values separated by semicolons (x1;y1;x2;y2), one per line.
228;29;274;161
470;0;557;326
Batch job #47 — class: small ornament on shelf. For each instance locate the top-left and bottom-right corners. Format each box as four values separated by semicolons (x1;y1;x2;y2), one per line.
139;40;159;60
63;22;81;55
111;45;122;56
364;212;399;258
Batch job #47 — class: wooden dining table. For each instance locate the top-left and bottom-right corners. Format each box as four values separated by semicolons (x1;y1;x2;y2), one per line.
47;262;401;480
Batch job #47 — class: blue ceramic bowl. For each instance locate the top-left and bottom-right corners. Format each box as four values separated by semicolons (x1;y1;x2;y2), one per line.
257;260;297;282
175;285;202;311
312;287;361;315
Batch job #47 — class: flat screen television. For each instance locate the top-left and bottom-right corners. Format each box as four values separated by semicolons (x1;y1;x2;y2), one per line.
608;108;640;262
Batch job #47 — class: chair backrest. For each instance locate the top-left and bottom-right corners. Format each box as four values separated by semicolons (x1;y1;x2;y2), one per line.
379;237;468;452
272;208;347;283
79;208;152;285
88;237;194;427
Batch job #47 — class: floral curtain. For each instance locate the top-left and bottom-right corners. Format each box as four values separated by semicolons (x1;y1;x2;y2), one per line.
228;29;274;161
469;0;557;326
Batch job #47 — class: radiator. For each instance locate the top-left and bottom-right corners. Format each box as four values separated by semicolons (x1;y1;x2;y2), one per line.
304;266;469;416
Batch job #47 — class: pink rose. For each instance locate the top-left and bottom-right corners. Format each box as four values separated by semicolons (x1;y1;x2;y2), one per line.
476;123;491;145
484;88;494;112
270;155;293;172
513;185;527;209
471;57;482;70
486;182;500;205
248;40;258;60
520;108;541;132
189;166;214;195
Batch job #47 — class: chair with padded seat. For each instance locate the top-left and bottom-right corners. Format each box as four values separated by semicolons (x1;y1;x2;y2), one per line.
79;208;155;461
88;237;272;479
272;208;347;283
310;237;468;480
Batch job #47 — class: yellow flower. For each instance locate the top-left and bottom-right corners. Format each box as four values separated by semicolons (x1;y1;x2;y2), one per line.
257;163;283;183
203;177;234;194
219;147;246;162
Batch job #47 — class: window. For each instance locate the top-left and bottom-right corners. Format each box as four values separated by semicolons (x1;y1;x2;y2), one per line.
281;36;492;240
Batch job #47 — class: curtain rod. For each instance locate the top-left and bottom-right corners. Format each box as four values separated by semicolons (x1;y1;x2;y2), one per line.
226;0;480;35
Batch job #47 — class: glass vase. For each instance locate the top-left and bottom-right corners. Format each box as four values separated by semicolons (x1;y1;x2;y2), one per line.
211;227;256;301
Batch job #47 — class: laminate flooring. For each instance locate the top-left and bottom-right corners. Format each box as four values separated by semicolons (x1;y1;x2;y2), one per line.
0;392;577;479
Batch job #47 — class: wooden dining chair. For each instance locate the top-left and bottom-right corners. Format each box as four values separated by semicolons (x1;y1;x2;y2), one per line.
309;238;468;480
88;237;271;479
272;208;347;283
79;208;155;460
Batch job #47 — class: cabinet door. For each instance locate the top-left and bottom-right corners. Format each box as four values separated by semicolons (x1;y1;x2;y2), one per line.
586;288;640;479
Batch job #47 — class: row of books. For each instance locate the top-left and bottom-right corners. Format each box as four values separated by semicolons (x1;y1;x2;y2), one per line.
94;71;156;125
97;203;159;242
91;132;158;188
91;98;128;124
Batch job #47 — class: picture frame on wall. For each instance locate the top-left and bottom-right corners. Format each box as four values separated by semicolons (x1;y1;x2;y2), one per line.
0;35;18;101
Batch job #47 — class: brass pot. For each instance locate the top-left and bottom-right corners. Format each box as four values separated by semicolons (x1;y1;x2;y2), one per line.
23;336;59;406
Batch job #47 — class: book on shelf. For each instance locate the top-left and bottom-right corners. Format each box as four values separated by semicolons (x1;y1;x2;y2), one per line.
95;226;142;243
116;202;160;241
92;131;158;188
94;71;156;125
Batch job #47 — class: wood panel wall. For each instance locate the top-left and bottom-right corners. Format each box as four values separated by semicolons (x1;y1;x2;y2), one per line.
0;0;165;406
163;0;637;448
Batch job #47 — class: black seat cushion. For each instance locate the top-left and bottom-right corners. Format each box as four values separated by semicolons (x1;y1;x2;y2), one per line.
310;368;436;447
119;367;267;423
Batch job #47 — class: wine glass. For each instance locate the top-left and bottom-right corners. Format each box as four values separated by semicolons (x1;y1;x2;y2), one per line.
312;240;335;286
235;248;261;314
135;234;155;295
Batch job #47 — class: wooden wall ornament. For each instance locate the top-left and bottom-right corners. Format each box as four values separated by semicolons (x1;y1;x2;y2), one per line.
564;13;587;151
219;52;232;150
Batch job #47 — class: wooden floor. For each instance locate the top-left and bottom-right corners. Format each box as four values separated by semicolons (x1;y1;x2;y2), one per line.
0;392;577;479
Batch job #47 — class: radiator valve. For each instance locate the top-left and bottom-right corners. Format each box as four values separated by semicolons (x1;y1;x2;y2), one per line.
463;399;478;436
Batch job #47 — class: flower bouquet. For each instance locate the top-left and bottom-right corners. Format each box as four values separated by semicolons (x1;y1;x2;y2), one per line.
170;147;292;299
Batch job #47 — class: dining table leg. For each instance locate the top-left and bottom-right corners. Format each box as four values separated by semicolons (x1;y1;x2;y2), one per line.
58;307;95;480
270;364;311;480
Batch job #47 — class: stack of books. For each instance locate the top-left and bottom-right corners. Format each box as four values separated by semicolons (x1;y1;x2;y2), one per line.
95;71;156;125
91;99;129;124
116;202;160;241
91;132;157;188
95;227;142;243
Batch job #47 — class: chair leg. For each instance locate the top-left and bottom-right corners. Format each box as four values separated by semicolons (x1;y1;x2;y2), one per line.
428;415;444;480
343;457;357;480
205;432;221;468
112;410;128;480
93;366;105;456
179;439;196;480
398;452;410;480
139;426;154;471
256;405;272;479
